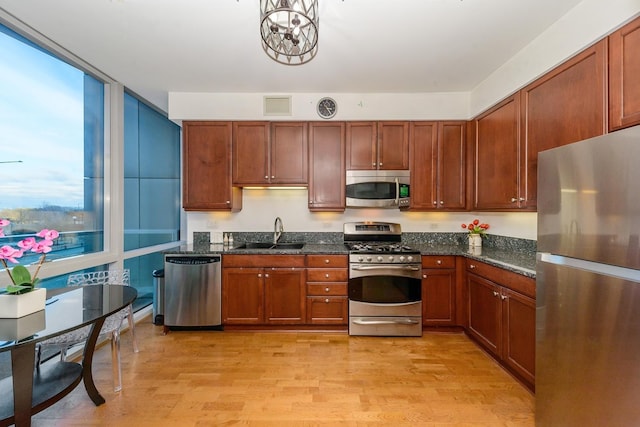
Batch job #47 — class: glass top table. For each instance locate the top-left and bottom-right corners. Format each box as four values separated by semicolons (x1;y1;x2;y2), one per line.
0;284;137;427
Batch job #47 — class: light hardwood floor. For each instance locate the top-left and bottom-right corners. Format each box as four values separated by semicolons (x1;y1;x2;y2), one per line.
33;317;534;426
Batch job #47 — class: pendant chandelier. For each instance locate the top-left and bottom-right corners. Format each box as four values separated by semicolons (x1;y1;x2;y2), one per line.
260;0;319;65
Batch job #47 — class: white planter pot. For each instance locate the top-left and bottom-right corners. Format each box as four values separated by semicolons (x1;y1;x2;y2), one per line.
0;309;46;340
0;287;47;318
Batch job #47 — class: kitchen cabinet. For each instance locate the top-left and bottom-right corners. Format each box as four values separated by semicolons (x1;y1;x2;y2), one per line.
232;121;308;186
410;121;467;210
473;94;521;210
222;255;306;325
466;260;535;390
520;39;607;209
421;255;457;326
609;16;640;130
308;122;346;211
182;121;242;211
346;121;409;170
305;255;348;325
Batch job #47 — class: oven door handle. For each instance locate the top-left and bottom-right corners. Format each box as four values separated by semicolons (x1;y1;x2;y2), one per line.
352;318;420;326
395;177;400;206
351;265;421;271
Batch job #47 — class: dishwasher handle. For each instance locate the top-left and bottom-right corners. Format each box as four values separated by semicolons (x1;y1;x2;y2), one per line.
165;255;221;265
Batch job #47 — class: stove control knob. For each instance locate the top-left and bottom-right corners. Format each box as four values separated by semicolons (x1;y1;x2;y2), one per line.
377;256;384;262
358;256;364;262
366;256;373;262
399;256;406;262
388;256;394;262
407;256;414;262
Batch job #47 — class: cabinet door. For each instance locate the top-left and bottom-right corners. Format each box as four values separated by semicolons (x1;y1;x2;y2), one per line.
409;121;438;209
467;273;501;357
270;122;308;184
264;268;306;324
502;287;536;388
521;40;607;209
232;121;270;185
308;122;346;211
474;94;520;210
422;269;456;326
182;122;241;211
346;122;377;170
609;17;640;130
222;268;264;324
437;122;466;209
377;121;409;170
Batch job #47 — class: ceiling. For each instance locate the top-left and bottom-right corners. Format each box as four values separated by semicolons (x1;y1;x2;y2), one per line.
0;0;585;111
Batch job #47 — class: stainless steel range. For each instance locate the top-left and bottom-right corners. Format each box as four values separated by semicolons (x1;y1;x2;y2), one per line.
344;222;422;337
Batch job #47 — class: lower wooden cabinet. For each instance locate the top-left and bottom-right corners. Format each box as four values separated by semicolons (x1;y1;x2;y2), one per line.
306;255;348;325
222;255;306;325
466;259;535;390
421;255;457;326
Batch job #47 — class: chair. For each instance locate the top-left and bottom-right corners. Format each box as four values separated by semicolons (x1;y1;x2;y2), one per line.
36;269;139;392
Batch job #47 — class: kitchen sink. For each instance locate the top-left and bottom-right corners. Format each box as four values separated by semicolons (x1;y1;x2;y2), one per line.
235;242;305;250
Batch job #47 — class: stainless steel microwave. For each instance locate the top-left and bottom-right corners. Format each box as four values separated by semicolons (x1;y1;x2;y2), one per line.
345;170;410;208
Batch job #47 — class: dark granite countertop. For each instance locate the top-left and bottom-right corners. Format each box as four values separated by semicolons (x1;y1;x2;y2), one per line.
166;240;536;278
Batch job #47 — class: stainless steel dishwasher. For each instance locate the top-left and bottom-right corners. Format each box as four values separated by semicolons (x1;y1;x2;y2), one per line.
164;254;222;329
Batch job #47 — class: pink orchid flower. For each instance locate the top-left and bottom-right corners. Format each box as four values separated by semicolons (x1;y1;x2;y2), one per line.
18;237;37;250
32;241;53;254
0;219;9;227
37;229;59;240
0;245;24;263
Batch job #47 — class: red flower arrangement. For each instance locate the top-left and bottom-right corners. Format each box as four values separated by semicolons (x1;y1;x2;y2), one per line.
461;219;490;236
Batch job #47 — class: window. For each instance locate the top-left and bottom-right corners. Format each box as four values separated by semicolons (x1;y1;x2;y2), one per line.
0;24;105;267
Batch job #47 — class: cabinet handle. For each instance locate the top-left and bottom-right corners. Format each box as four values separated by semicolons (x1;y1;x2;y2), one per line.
325;273;330;278
501;295;507;300
439;201;444;205
519;197;525;202
325;298;330;303
433;201;437;205
324;259;330;264
422;274;427;278
265;273;269;278
493;291;499;297
436;260;442;265
226;200;230;204
325;287;330;292
379;162;383;167
271;176;275;179
264;175;269;179
372;162;376;167
511;197;518;203
470;264;476;269
258;273;262;278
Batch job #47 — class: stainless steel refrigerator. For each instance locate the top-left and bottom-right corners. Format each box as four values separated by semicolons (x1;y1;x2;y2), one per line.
536;125;640;426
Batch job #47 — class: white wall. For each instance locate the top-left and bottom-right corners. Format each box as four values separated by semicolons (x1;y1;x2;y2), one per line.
185;189;537;242
172;0;639;243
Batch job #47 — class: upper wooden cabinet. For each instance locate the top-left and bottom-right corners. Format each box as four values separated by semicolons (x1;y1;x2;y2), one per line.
520;39;607;208
232;121;308;186
474;94;521;210
609;16;640;130
410;121;466;210
182;121;241;211
308;122;346;211
346;121;409;170
474;39;607;211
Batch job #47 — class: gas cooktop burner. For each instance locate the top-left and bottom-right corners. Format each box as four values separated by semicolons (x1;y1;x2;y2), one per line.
346;242;418;254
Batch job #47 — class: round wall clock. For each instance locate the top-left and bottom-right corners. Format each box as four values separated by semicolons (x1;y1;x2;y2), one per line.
317;97;337;119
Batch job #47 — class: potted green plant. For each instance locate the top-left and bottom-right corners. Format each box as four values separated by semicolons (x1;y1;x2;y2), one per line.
0;219;59;318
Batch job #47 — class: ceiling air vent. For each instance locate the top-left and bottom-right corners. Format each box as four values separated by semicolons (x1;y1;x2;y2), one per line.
263;96;292;116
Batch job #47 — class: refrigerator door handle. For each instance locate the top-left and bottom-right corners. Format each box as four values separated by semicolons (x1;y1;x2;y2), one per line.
538;253;640;282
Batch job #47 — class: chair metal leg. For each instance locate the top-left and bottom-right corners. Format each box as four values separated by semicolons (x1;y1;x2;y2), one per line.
127;304;140;353
111;329;122;393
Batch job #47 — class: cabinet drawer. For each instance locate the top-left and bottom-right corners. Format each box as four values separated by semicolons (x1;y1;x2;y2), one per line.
306;255;348;268
422;255;456;269
466;259;535;299
223;254;305;268
306;296;348;324
307;283;347;296
307;268;348;282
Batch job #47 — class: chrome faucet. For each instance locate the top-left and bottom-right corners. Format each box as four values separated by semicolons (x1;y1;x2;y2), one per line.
273;217;284;245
